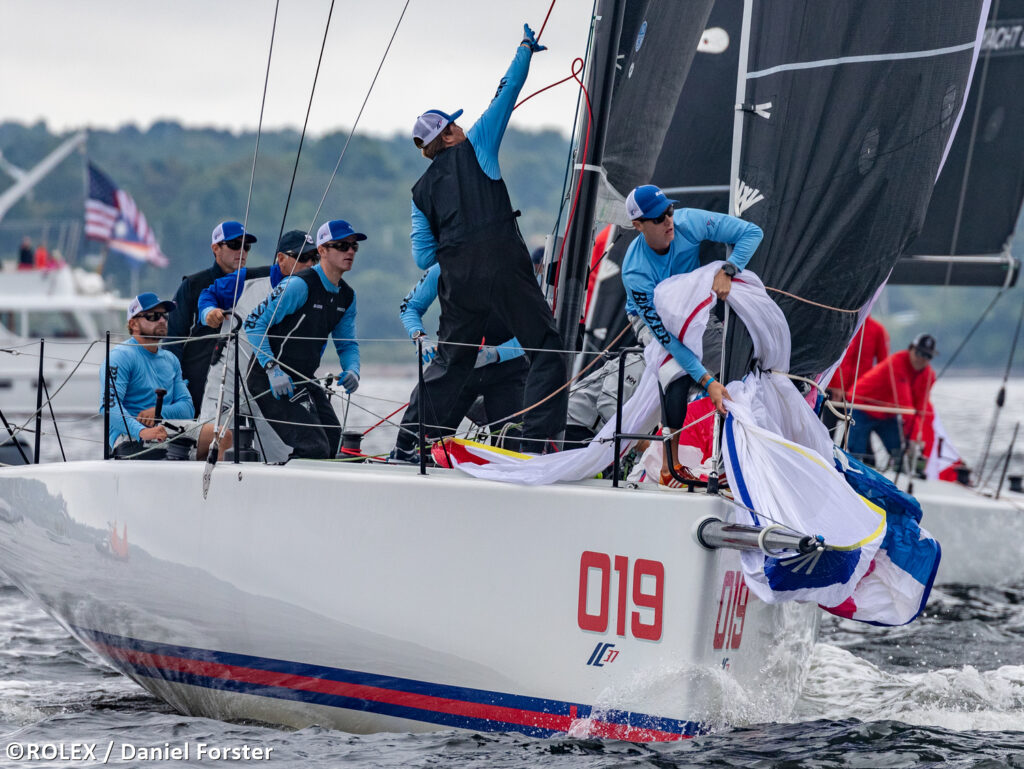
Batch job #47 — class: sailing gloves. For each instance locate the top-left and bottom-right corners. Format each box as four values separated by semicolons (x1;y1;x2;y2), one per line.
475;345;500;369
521;24;547;53
629;315;654;347
340;370;360;394
265;364;294;400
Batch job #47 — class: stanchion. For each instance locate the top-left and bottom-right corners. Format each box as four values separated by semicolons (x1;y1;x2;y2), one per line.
34;338;44;464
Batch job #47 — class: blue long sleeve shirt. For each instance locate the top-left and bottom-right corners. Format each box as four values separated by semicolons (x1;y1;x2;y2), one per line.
101;338;194;447
411;44;533;270
244;263;359;376
398;264;524;362
621;208;763;381
198;263;284;326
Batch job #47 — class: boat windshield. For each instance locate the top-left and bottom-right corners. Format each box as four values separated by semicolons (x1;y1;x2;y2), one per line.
91;310;125;337
0;310;17;336
26;310;83;339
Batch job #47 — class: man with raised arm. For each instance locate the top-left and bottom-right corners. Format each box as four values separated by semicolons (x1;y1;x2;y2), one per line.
243;220;361;460
390;263;528;463
620;184;763;488
167;221;259;416
102;292;230;460
409;23;566;454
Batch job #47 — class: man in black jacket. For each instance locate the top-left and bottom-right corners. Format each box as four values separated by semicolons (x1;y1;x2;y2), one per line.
166;220;260;416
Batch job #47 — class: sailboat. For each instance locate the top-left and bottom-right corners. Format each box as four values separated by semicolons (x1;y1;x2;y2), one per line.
0;0;990;740
878;0;1024;586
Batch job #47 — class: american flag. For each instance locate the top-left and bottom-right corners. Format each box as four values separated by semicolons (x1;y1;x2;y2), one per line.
85;162;168;268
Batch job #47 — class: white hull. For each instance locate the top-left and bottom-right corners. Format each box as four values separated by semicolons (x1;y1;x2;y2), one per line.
0;460;818;740
910;477;1024;586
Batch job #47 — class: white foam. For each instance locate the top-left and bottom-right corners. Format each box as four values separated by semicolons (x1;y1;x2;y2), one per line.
793;643;1024;731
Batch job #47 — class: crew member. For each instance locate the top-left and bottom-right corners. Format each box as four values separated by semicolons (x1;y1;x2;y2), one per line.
167;221;259;416
244;220;361;460
824;314;889;434
620;184;763;487
196;230;320;462
391;264;528;462
409;23;567;454
102;292;231;459
848;333;938;467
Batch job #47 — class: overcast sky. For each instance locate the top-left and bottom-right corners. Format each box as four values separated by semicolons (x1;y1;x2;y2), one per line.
1;0;594;140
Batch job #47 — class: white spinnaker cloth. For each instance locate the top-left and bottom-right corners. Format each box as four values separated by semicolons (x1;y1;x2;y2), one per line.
454;262;789;484
722;375;885;606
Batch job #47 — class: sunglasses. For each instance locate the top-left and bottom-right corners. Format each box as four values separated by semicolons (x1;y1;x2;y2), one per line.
641;206;674;225
914;349;934;360
296;251;320;263
325;241;358;253
221;239;252;252
138;311;168;322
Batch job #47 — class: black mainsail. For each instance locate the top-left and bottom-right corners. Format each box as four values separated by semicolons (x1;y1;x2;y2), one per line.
892;0;1024;288
555;0;715;350
725;0;992;381
581;0;734;357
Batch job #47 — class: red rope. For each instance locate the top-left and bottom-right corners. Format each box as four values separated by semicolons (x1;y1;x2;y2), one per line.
362;402;409;436
536;0;557;41
550;57;592;312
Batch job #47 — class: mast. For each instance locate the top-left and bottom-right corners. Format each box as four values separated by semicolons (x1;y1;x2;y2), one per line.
728;0;753;222
0;132;86;223
553;0;626;351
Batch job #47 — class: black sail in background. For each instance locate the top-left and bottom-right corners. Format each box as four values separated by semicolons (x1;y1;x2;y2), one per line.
593;0;715;225
558;0;715;350
893;0;1024;287
651;0;742;215
726;0;990;381
583;0;729;356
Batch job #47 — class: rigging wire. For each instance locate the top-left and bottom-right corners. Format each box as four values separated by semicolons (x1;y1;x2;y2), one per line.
935;287;1008;379
207;0;282;476
304;0;411;235
977;292;1024;477
276;0;337;246
247;0;411;389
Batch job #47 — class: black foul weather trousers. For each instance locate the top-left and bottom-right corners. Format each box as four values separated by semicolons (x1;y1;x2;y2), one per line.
397;355;528;452
422;238;568;452
248;368;341;460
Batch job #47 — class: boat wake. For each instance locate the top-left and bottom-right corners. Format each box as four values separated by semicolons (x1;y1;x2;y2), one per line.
795;643;1024;732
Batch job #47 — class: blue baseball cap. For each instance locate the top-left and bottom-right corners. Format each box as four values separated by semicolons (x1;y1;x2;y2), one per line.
127;292;176;321
211;220;258;246
625;185;679;220
316;220;367;247
412;109;464;147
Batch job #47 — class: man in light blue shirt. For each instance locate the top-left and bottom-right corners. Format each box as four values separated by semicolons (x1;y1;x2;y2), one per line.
102;292;231;460
243;220;362;460
621;184;763;485
407;23;566;454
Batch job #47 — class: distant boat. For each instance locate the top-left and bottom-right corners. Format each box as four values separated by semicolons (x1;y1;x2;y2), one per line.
0;263;127;415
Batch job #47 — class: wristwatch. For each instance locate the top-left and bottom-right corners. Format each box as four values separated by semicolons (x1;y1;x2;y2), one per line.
721;262;738;277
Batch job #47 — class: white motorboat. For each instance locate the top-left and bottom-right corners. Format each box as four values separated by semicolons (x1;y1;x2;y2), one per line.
0;264;127;415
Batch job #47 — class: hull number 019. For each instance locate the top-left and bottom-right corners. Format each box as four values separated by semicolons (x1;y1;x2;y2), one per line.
577;551;664;641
